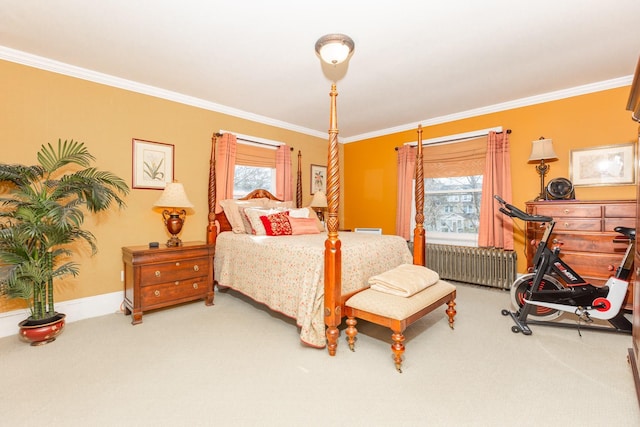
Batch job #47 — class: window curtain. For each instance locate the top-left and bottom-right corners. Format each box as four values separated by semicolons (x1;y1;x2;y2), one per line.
215;133;237;213
478;131;513;249
395;145;416;239
276;145;293;201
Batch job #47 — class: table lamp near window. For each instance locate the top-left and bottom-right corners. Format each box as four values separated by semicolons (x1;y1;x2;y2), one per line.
528;137;557;201
310;190;328;221
153;181;194;247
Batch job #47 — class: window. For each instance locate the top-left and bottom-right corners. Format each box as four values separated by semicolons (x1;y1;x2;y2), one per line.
232;135;279;197
410;135;487;246
233;166;276;197
422;176;482;245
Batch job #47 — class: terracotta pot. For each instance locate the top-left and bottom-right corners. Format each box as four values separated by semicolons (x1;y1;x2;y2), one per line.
18;313;66;346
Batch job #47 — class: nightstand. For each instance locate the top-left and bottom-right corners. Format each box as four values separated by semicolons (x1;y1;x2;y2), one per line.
122;241;214;324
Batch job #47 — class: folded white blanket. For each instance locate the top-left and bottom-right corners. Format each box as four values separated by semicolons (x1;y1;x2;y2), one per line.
369;263;440;297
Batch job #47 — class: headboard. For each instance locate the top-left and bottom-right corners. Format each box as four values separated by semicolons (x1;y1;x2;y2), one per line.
217;189;283;233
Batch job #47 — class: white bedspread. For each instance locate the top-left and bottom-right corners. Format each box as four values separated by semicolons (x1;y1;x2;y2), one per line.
214;232;413;347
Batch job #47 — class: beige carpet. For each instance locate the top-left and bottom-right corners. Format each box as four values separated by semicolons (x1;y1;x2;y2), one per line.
0;283;638;426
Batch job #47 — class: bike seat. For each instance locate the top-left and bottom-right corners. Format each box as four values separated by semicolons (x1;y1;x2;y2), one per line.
614;226;635;240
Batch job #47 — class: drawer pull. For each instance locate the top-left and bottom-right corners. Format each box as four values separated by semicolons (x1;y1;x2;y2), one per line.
193;265;200;272
155;271;161;277
154;290;160;297
175;262;180;267
564;209;570;214
175;281;179;285
193;283;199;289
564;222;569;227
607;265;614;272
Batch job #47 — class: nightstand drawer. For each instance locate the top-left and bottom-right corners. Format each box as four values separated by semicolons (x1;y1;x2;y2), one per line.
139;257;209;285
141;277;209;307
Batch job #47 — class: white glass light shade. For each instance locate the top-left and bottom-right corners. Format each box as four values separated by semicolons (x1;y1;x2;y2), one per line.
153;182;194;208
528;138;557;161
315;34;355;65
310;190;328;208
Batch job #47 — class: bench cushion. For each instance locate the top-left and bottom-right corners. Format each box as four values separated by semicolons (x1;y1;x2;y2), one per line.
346;280;456;320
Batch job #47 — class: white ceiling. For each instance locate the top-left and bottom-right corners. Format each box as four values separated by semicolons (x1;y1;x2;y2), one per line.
1;1;639;142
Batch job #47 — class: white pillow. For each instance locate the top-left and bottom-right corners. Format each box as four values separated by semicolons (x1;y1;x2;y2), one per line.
243;207;286;235
288;207;310;218
219;198;268;233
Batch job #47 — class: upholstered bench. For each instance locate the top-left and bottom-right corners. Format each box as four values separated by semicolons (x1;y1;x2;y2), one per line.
344;279;456;373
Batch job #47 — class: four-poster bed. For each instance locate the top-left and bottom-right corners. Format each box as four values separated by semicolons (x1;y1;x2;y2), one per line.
205;88;428;354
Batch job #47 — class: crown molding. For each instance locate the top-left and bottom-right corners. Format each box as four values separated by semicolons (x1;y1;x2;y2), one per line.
342;76;633;143
0;46;327;139
1;46;631;144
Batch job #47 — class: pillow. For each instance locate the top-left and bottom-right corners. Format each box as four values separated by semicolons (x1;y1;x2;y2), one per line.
288;207;310;218
304;205;325;232
263;199;295;209
219;198;268;233
243;207;285;235
259;211;292;236
288;217;321;235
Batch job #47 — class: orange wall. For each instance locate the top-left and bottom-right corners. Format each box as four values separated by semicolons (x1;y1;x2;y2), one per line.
344;87;639;272
0;59;330;313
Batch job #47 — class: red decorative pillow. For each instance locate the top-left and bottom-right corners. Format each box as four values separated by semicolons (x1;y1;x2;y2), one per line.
259;211;292;236
288;217;321;235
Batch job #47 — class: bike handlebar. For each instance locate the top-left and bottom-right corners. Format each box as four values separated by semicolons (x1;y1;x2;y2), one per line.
493;195;553;223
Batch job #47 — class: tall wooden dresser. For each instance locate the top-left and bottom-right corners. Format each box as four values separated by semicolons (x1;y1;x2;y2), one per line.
525;200;635;310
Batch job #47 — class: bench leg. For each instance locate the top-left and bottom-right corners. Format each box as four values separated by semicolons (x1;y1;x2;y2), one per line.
345;316;358;351
446;298;457;329
391;330;405;373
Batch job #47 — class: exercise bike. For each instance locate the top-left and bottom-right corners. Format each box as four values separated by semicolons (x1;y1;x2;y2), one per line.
495;195;634;335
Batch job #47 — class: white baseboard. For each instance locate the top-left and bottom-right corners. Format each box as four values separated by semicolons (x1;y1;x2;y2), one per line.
0;291;124;339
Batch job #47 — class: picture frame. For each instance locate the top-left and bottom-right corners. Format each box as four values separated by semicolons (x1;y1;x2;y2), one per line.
570;143;635;187
132;139;174;189
310;164;327;194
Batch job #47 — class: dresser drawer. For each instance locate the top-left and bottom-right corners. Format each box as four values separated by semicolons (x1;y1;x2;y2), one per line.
551;219;601;232
604;203;635;218
556;251;621;280
604;217;636;231
141;277;209;308
533;232;629;254
140;257;209;286
534;204;601;218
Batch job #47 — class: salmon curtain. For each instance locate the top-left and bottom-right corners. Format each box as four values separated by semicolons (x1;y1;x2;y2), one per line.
478;131;513;249
276;145;292;201
215;133;237;213
395;145;417;240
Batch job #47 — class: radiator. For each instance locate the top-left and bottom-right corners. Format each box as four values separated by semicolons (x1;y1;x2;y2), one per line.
425;244;517;290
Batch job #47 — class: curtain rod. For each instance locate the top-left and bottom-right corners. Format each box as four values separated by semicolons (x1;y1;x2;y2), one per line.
218;130;293;150
394;128;511;151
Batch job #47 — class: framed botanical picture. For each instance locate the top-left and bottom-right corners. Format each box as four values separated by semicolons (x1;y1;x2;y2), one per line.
132;139;174;189
310;164;327;194
570;143;635;186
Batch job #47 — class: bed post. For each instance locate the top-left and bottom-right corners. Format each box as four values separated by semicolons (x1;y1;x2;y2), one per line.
207;132;221;246
324;83;342;356
296;150;302;208
413;125;425;266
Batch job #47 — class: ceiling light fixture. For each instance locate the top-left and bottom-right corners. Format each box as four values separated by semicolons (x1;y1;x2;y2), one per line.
315;33;355;65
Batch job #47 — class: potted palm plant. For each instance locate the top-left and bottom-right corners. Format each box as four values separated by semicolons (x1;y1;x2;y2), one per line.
0;139;129;345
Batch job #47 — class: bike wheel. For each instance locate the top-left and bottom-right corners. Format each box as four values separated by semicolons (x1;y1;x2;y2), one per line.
510;273;563;321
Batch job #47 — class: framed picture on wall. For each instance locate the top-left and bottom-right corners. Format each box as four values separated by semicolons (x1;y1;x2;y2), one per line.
310;164;327;194
132;138;174;189
570;143;635;186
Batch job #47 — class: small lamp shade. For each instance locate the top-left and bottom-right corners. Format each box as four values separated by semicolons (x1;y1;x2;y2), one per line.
315;34;355;65
153;182;194;209
310;190;328;208
528;138;557;162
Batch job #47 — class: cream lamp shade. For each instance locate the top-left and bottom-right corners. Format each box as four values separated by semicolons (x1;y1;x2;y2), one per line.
153;182;194;209
310;190;328;208
528;138;557;162
315;34;355;65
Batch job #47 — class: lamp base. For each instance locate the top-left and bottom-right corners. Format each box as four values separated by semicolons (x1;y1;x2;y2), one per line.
166;236;183;247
